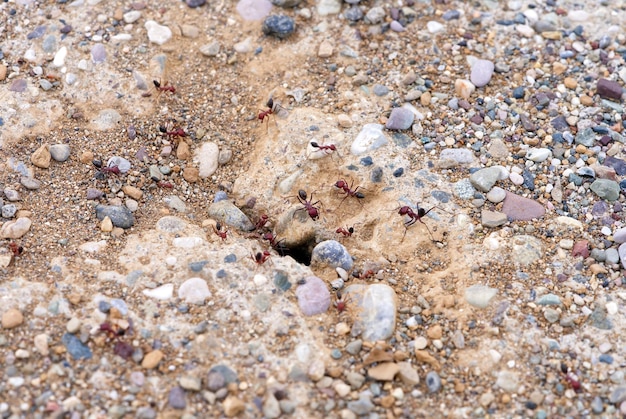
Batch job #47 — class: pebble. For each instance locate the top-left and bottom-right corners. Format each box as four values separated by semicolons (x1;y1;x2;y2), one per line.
590;179;620;201
194;142;220;178
597;78;623;101
9;79;27;93
295;276;330;316
455;79;475;99
236;0;273;21
440;148;475;165
95;205;135;229
0;217;32;239
123;10;141;23
31;144;51;168
345;284;397;341
470;59;495;87
91;43;106;64
347;393;374;415
178;277;211;305
62;333;92;360
426;21;444;33
486;186;506;203
145;21;172;45
495;370;519;392
107;156;131;173
34;334;49;356
350;124;389;155
142;284;174;300
141;350;164;369
385;107;414;130
2;204;16;218
262;15;295;39
481;209;508;227
207;200;255;231
263;393;281;419
526;148;551;162
86;188;104;200
66;317;81;333
390;20;405;32
168;387;186;409
367;362;399;381
2;308;24;329
465;284;497;308
49;144;71;162
223;396;245;417
469;166;504;192
311;240;353;271
92;109;121;131
425;371;441;393
20;177;41;190
501;192;545;221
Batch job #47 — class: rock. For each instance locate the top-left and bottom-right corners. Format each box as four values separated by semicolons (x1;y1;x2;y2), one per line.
295;276;331;316
223;396;245;417
465;284;497;308
92;109;122;131
495;370;519;392
262;392;281;419
194;142;219;178
440;148;475;165
590;179;620;201
262;15;295;39
31;144;51;168
426;371;442;393
207;200;255;231
107;156;131;173
311;240;353;270
20;177;41;190
62;333;92;360
368;362;400;381
481;210;508;227
178;277;211;305
469;166;504;192
183;167;199;183
95;205;135;228
168;386;186;409
526;148;551;162
455;79;475;99
0;217;32;239
486;187;506;203
122;186;143;200
143;284;174;300
91;43;106;64
597;78;623;101
142;350;164;369
470;59;495;87
346;284;397;341
49;144;71;162
397;362;419;385
385;108;414;130
501;191;545;220
145;20;172;45
100;216;113;232
318;40;333;57
177;141;191;160
2;308;24;329
236;0;273;21
350;124;389;155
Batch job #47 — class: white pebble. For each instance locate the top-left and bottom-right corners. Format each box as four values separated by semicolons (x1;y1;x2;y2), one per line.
178;277;212;305
143;284;174;300
24;49;36;62
526;148;551;162
253;274;268;286
194;142;219;178
606;301;618;315
414;336;428;350
172;236;205;248
165;256;177;266
509;172;524;185
123;10;141;23
145;20;172;45
427;21;444;33
53;46;67;67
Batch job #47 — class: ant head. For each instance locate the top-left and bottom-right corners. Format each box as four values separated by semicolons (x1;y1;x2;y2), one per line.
255;252;262;260
298;189;308;200
334;180;346;188
348;226;354;234
417;207;427;217
215;222;222;230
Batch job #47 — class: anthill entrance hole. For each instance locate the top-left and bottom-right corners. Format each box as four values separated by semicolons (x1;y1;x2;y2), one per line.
278;237;316;266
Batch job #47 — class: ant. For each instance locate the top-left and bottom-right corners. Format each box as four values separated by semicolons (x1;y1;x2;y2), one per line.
397;202;438;242
334;179;365;209
251;250;272;266
262;232;287;254
352;269;375;279
560;363;581;392
336;226;355;237
8;241;23;257
213;222;228;241
153;79;176;94
334;291;352;314
254;214;269;230
293;189;321;221
160;126;187;139
93;160;121;179
258;98;285;132
308;141;341;160
157;180;173;189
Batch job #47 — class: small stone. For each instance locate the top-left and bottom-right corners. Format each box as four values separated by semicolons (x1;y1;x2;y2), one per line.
426;371;441;393
236;0;273;21
465;284;497;308
470;59;495;87
49;144;71;162
0;217;32;239
123;10;142;23
367;362;400;381
194;142;219;178
62;333;92;360
95;205;135;228
481;210;508;227
31;144;51;168
66;317;81;334
207;200;255;231
396;362;419;385
296;276;331;316
142;350;164;369
262;15;295;39
590;179;620;201
145;20;172;45
2;308;24;329
200;41;221;57
91;43;106;64
318;40;333;57
311;240;353;270
470;166;504;192
385;107;414;130
262;393;281;419
501;191;545;221
34;334;49;355
223;396;245;417
455;79;475;99
350;124;389;155
178;277;211;305
597;78;623;101
168;386;186;409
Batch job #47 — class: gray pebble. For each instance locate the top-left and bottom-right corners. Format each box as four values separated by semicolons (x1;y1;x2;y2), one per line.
207;200;254;231
4;188;20;201
372;84;389;96
149;165;163;181
346;371;366;389
344;6;364;22
345;339;362;355
86;188;104;200
168;386;186;409
61;333;92;360
163;195;187;212
39;79;53;91
91;43;106;63
135;407;157;419
2;204;17;218
470;167;503;192
95;204;135;228
295;276;331;316
606;248;619;264
536;294;561;306
107;156;131;173
426;371;441;393
20;177;42;190
439;148;475;165
50;144;71;162
590;179;620;201
347;393;374;415
262;15;295;39
311;240;353;270
365;6;385;24
470;59;495;87
42;35;57;53
350;124;389;155
385;107;414;130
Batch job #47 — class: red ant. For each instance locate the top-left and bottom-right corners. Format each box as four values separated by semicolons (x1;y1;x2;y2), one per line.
352;269;375;279
258;98;285;132
397;202;438;242
8;241;23;257
560;363;581;392
157;180;173;188
293;190;321;221
262;232;286;254
255;214;269;230
153;79;176;94
308;141;341;160
336;226;355;237
160;126;187;139
213;222;228;241
251;250;272;266
334;291;352;314
93;160;121;179
334;179;365;209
